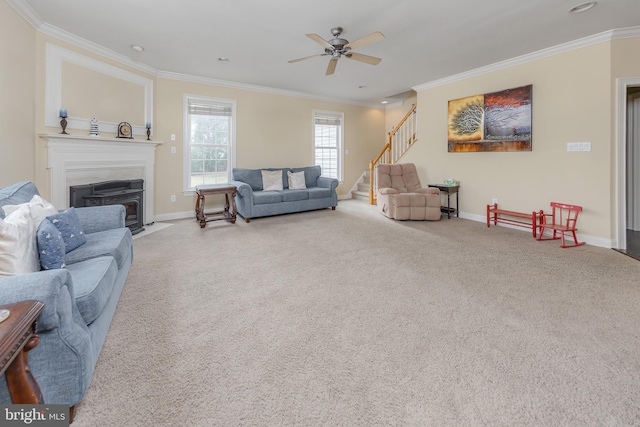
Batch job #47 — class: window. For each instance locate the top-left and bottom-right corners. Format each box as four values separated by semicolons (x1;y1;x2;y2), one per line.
313;110;343;181
184;96;236;191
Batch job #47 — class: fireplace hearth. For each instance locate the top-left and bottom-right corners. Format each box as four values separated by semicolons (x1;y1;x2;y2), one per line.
70;180;145;235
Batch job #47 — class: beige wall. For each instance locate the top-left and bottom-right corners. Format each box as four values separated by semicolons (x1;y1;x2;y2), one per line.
0;2;36;186
407;42;614;242
154;78;385;215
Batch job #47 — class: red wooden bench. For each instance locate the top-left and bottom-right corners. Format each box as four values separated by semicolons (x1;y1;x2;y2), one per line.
486;203;543;238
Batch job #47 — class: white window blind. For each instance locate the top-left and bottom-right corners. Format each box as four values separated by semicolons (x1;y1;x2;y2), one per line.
314;111;343;181
185;96;235;190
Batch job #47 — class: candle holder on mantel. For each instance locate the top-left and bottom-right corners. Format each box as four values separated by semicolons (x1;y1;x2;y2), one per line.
145;123;152;141
59;114;69;135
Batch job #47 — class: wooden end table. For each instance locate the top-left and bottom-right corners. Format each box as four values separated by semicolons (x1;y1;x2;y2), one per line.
428;184;460;219
195;184;237;228
0;300;45;404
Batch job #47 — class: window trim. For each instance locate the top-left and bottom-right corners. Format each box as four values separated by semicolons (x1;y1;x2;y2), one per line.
183;94;237;193
312;109;344;182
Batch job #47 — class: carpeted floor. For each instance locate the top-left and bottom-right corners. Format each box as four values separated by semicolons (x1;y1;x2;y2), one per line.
73;200;640;426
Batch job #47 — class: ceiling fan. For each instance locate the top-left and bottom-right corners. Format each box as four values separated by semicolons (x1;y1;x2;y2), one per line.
288;27;384;76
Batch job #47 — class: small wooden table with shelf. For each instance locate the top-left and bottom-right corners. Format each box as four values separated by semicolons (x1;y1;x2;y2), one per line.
428;184;460;219
0;300;45;404
195;184;237;228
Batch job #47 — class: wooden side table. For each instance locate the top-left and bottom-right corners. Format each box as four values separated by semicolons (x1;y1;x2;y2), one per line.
0;300;45;404
195;184;237;228
428;184;460;219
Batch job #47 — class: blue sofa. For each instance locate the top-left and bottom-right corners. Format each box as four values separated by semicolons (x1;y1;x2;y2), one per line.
0;181;132;414
230;166;339;222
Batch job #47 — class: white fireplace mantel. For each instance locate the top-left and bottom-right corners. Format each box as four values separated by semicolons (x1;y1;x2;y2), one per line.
40;134;162;225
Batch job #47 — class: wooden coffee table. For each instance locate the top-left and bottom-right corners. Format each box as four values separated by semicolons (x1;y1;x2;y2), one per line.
0;300;45;404
195;184;237;228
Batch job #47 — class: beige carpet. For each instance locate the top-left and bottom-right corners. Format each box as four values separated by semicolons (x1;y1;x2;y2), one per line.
73;200;640;426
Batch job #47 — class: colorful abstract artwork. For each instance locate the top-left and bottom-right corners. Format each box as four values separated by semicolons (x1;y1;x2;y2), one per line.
448;84;532;152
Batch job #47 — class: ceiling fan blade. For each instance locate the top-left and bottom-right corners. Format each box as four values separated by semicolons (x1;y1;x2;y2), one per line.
306;33;333;50
288;53;327;64
345;52;382;65
326;58;338;76
344;31;384;50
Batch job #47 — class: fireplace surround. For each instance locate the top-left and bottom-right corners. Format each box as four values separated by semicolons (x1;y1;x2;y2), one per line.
40;134;160;225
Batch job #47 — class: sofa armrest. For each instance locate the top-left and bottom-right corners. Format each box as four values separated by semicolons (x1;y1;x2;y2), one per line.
316;177;339;190
229;180;253;198
75;205;125;234
378;188;399;195
0;269;85;333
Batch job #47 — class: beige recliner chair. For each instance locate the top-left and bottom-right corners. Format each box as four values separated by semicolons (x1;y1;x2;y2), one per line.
375;163;441;220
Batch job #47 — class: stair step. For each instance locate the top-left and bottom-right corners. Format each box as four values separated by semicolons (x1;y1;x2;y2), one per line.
357;183;369;192
351;190;369;201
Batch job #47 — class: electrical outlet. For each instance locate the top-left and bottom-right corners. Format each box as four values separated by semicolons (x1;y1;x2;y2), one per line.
171;134;176;141
170;195;176;203
171;146;176;154
491;198;498;205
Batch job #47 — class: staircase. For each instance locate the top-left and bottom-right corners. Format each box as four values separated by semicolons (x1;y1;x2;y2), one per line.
368;103;418;204
351;170;371;201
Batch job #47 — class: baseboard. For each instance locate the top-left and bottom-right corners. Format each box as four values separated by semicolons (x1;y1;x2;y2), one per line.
153;210;195;222
459;211;613;248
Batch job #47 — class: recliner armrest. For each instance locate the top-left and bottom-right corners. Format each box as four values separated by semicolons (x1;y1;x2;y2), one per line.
415;188;440;195
378;188;399;195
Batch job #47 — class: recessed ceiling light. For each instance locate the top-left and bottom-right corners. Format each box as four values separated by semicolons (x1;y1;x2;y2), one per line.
569;2;597;13
218;57;230;62
381;101;389;104
131;45;144;52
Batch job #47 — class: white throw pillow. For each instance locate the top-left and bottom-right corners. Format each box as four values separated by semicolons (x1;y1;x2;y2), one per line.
0;204;39;277
287;171;306;190
3;195;57;228
261;170;283;191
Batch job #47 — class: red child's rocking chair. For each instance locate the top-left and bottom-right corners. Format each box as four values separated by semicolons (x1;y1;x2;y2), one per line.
536;202;585;248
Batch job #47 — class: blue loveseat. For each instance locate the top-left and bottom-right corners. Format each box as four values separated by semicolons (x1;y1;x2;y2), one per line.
230;166;339;222
0;181;132;414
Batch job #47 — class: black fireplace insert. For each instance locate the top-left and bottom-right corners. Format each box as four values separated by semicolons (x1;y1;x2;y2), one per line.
69;179;145;235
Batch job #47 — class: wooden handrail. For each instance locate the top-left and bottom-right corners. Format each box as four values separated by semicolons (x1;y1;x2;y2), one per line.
368;103;418;204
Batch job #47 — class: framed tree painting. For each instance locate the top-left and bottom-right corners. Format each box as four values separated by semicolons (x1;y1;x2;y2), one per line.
448;84;532;152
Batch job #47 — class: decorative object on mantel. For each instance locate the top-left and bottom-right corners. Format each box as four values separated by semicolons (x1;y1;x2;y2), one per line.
117;122;133;139
59;109;68;134
146;122;151;141
90;118;99;136
0;309;9;323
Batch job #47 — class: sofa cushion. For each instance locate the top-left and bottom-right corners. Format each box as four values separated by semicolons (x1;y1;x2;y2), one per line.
37;218;66;270
261;170;283;191
66;256;118;325
253;191;283;205
65;227;132;269
282;189;309;202
306;187;331;200
291;166;322;188
47;207;87;252
232;168;264;191
2;195;58;227
0;182;39;220
0;204;39;277
287;171;307;190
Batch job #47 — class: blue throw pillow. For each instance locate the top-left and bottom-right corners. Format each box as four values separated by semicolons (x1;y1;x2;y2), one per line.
36;218;66;269
46;207;86;252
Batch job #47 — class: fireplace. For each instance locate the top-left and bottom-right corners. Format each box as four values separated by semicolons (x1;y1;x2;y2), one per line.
70;180;145;235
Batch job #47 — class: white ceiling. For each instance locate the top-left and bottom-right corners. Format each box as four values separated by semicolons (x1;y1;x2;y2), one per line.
11;0;640;105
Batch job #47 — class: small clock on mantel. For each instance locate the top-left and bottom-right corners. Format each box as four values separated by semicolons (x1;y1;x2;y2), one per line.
117;122;133;139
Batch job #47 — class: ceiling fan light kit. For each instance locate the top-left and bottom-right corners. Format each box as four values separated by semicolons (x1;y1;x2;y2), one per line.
289;27;384;76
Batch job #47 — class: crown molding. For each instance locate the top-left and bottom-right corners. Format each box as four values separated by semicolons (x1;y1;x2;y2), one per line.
6;0;43;29
413;26;640;91
157;71;381;109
